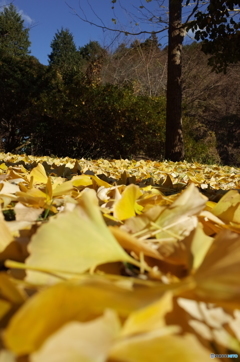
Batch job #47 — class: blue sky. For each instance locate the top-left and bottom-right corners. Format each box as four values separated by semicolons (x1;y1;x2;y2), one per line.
0;0;196;65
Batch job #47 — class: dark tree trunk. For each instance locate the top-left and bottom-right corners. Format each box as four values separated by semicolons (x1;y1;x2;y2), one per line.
165;0;184;161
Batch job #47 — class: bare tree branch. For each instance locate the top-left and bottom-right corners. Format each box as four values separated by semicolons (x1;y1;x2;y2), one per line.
65;1;168;36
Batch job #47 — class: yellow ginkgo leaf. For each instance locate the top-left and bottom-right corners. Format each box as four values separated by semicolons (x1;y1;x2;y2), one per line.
114;184;143;220
192;230;240;309
182;223;214;271
0;299;11;321
0;273;25;324
109;331;213;362
0;181;20;195
211;190;240;224
0;212;13;252
30;310;120;362
16;188;49;209
24;189;140;284
154;183;207;241
0;273;25;305
91;175;112;188
52;180;73;197
109;226;161;260
3;279;163;355
71;174;93;188
14;202;43;222
0;163;8;171
121;291;173;337
28;164;48;185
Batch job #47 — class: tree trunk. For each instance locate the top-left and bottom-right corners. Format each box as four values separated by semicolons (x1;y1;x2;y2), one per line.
165;0;184;161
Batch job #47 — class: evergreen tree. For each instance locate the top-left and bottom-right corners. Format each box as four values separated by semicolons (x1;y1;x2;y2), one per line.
0;3;31;57
48;28;80;81
79;40;106;61
142;33;160;50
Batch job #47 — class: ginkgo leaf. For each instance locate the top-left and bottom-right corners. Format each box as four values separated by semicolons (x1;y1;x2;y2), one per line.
109;226;161;260
16;188;50;208
0;181;20;195
0;273;25;305
177;298;233;329
114;184;143;220
0;163;8;171
0;273;25;324
191;230;240;308
0;211;13;252
24;189;140;284
52;180;73;197
91;175;112;188
121;291;173;337
154;183;207;240
14;202;43;222
30;310;120;362
161;174;173;187
28;164;48;184
182;223;214;271
211;190;240;224
0;299;11;320
109;331;213;362
121;205;165;235
71;174;93;187
3;279;165;355
0;209;28;263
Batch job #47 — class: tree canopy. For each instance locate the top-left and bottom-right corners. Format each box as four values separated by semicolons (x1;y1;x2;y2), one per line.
189;0;240;72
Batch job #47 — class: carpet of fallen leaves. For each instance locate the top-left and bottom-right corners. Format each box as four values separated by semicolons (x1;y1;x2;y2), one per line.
0;152;240;361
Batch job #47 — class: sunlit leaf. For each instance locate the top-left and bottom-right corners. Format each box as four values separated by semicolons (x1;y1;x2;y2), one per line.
71;174;93;187
28;164;48;185
14;202;43;222
211;190;240;224
109;331;213;362
30;310;120;362
121;292;173;337
183;223;214;271
0;299;11;320
192;230;240;308
0;211;13;252
154;183;207;240
3;279;165;355
25;189;140;284
114;184;143;220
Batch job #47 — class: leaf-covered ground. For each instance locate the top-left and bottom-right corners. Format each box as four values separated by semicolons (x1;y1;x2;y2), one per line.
0;152;240;361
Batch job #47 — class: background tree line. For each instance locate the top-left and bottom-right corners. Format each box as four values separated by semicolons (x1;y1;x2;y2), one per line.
0;3;240;165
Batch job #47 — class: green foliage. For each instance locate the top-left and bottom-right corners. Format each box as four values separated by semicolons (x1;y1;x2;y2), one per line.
73;84;166;159
189;0;240;72
79;41;106;61
214;115;240;166
33;78;166;159
0;3;31;57
48;28;82;82
0;53;46;152
183;117;221;164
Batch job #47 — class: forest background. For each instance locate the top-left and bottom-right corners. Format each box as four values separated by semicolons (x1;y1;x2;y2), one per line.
0;2;240;166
